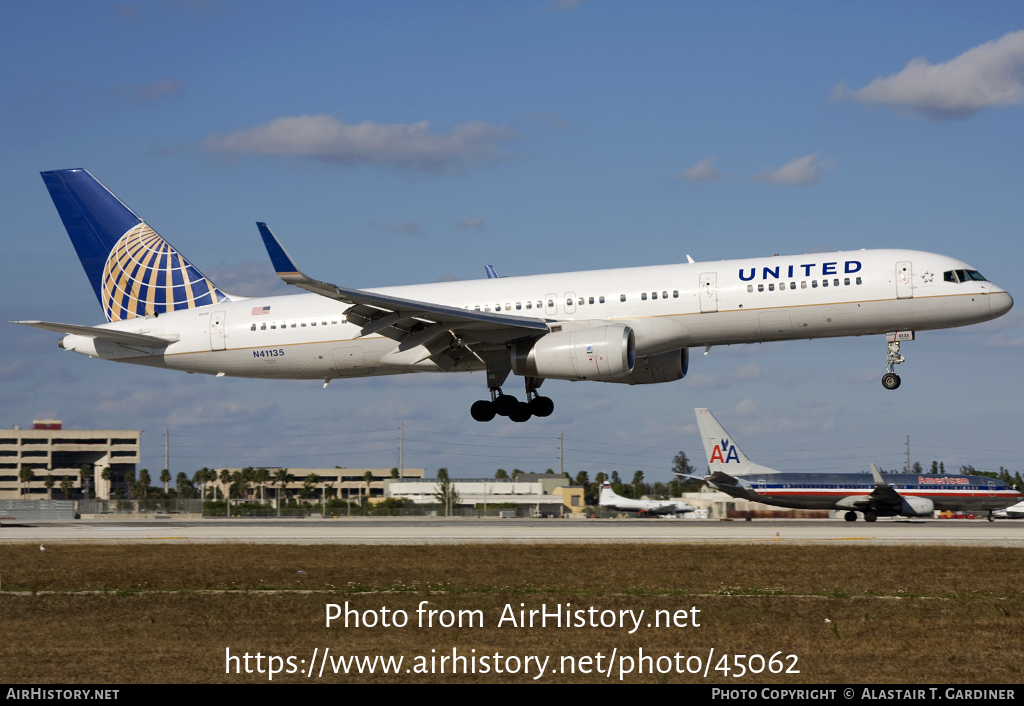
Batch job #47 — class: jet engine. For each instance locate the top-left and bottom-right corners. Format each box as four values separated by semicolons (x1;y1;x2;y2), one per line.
510;324;634;381
900;496;935;517
600;348;688;385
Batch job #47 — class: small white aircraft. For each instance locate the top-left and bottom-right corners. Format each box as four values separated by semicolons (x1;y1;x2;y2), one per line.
17;169;1014;422
994;501;1024;519
598;481;695;517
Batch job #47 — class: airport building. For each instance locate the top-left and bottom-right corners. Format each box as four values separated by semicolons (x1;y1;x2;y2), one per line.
385;472;585;516
0;420;140;501
209;467;425;503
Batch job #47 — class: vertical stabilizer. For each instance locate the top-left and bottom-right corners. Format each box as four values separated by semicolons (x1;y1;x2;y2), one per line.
41;169;229;322
693;408;780;475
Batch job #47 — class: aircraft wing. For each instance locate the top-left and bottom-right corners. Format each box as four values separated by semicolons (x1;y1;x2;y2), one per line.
257;223;550;355
867;463;904;510
12;320;178;348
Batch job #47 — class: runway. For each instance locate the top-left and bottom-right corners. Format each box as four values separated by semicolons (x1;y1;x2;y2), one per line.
3;517;1023;545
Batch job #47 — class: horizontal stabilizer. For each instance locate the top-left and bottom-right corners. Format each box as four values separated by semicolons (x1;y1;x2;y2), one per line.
13;320;178;348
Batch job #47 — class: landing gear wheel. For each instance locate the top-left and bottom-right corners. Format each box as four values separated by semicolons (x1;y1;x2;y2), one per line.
844;511;857;522
494;394;519;417
881;373;901;390
530;396;554;417
864;511;878;523
988;512;995;523
470;400;496;422
509;405;533;423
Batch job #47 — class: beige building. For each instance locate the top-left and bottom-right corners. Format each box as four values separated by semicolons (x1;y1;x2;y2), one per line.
0;420;140;500
209;467;424;503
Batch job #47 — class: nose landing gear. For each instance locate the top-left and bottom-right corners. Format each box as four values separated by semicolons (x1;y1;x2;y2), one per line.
881;332;914;390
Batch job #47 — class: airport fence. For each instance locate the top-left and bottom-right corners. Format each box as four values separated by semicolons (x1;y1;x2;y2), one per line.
78;499;204;515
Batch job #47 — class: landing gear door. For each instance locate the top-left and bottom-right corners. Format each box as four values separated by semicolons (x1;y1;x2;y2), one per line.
896;262;913;299
699;273;718;313
210;311;226;351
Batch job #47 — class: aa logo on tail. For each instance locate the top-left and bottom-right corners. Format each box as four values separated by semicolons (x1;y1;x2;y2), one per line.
709;438;740;464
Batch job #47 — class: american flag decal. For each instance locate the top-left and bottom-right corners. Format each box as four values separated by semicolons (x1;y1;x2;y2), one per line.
252;306;271;315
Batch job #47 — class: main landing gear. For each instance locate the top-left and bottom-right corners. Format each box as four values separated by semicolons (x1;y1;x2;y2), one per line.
843;510;878;522
881;331;914;390
470;377;554;423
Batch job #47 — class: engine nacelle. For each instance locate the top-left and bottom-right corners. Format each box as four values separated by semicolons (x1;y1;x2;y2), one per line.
900;496;935;517
600;348;688;385
510;324;634;381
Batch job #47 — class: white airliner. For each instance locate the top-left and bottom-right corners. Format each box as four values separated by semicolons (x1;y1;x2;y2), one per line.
16;169;1014;422
598;482;695;517
689;408;1023;522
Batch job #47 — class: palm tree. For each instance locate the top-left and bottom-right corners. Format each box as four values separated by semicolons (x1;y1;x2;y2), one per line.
219;468;232;515
176;472;190;498
19;465;35;497
632;470;644;499
253;467;271;504
363;470;375;504
44;473;55;500
137;469;151;500
273;469;292;516
79;464;93;499
495;468;508;479
100;466;111;499
160;469;171;495
60;475;74;500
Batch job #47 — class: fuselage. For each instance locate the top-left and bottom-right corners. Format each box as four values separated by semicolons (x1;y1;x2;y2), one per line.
714;472;1023;512
59;248;1013;381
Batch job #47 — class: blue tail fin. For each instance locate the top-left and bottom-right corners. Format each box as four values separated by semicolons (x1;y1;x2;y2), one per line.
41;169;229;322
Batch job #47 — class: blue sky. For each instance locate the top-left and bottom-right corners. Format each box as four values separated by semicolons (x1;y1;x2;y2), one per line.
2;1;1023;481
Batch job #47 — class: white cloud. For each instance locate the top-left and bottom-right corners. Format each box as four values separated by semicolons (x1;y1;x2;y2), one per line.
457;216;487;230
676;157;722;182
833;30;1024;120
987;332;1024;347
201;114;518;173
755;153;824;185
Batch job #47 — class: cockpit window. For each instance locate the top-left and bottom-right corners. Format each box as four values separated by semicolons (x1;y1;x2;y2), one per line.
945;269;988;283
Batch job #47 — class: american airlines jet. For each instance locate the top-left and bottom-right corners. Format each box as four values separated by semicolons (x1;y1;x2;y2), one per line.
17;169;1014;423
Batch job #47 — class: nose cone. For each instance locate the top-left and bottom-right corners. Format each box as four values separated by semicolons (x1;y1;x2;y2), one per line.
990;291;1014;317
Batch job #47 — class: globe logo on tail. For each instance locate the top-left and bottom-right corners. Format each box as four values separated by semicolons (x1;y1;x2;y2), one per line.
100;223;228;322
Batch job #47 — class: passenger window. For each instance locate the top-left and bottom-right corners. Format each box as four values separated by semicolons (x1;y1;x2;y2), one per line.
651;291;657;299
484;306;491;312
516;302;522;310
261;323;266;330
855;277;862;285
844;277;850;285
779;282;786;290
662;291;668;299
599;296;605;303
758;284;764;292
525;302;532;309
579;297;584;305
291;323;296;328
812;280;817;288
833;279;839;287
790;282;795;289
620;294;626;302
271;324;277;329
588;297;594;304
547;300;554;308
506;303;511;310
495;304;501;311
801;281;806;289
747;285;753;293
474;305;481;311
311;321;316;326
768;283;775;291
673;290;678;298
301;322;306;327
822;279;828;287
641;292;647;300
250;324;256;331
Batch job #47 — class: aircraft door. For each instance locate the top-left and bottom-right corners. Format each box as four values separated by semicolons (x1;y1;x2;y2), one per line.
988;480;996;498
758;478;767;495
545;293;558;316
699;273;718;313
564;292;576;315
896;261;913;299
210;311;226;351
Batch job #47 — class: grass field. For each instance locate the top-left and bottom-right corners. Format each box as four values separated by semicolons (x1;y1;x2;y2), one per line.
1;543;1021;683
